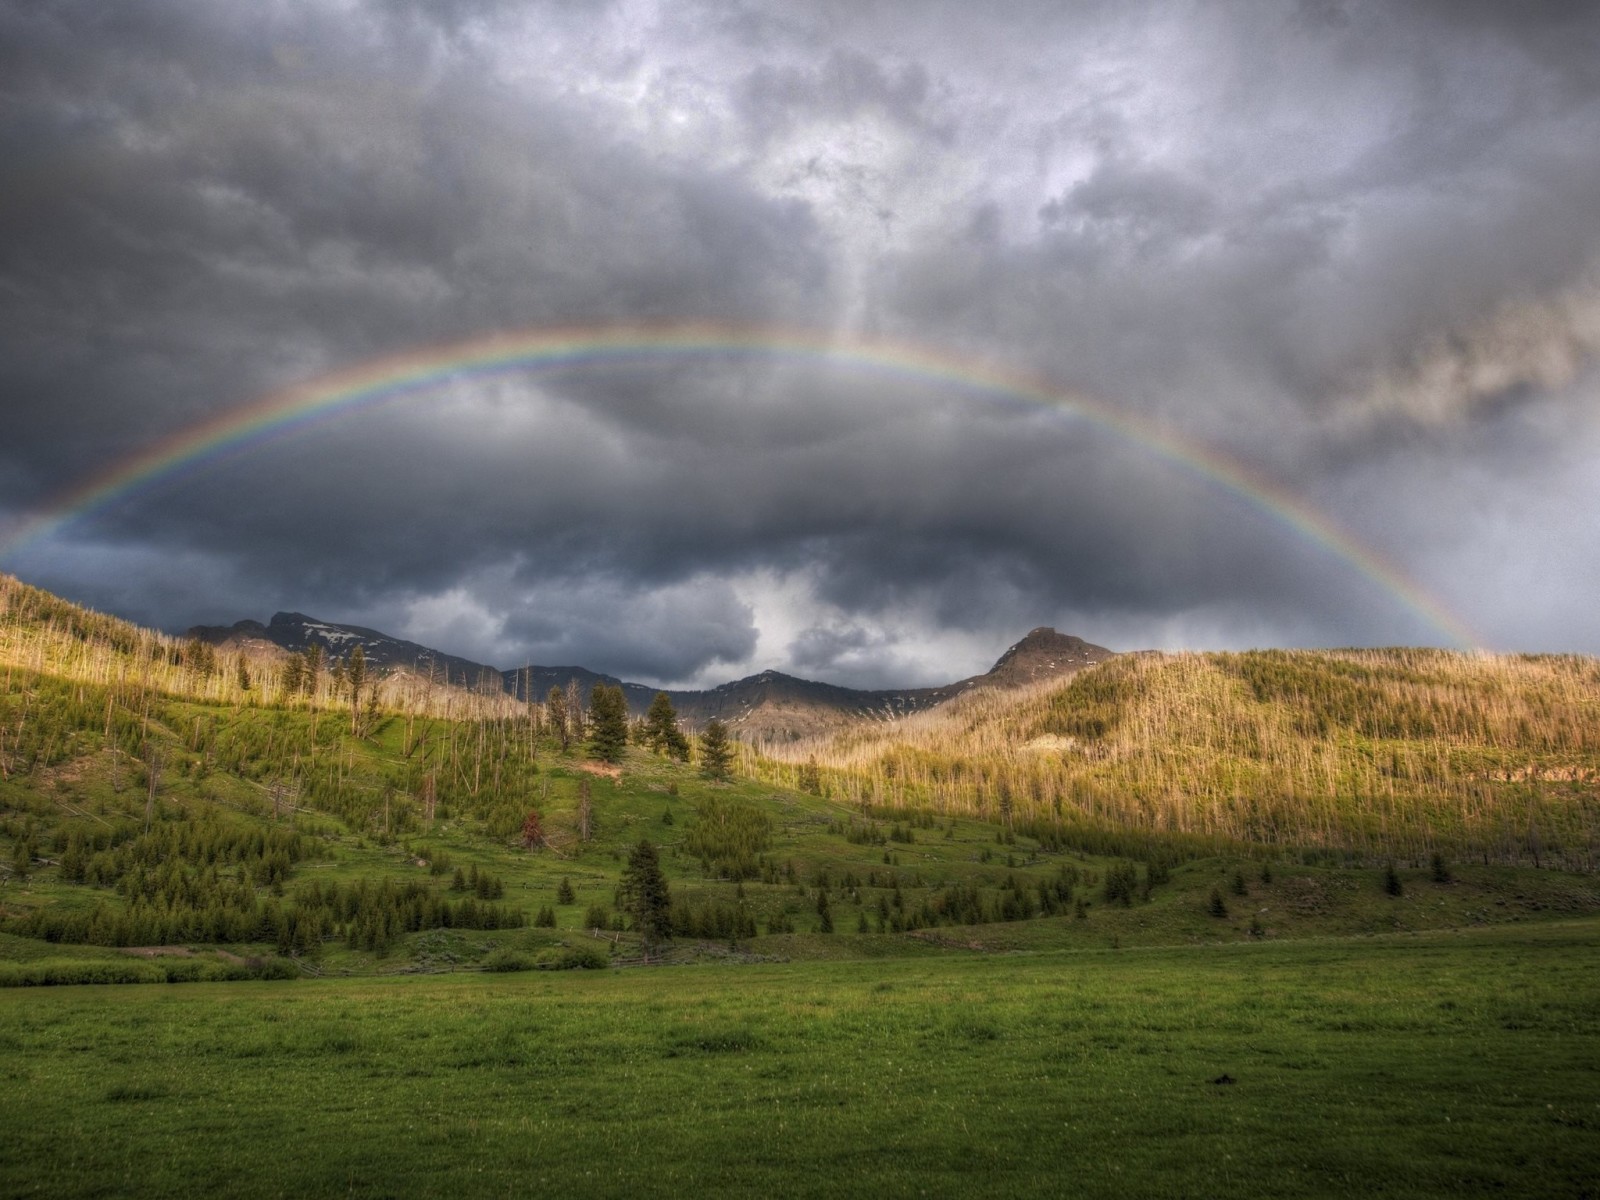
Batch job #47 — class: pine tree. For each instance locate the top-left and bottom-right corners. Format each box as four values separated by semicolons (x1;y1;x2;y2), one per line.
347;644;367;735
1208;887;1229;918
547;686;570;752
556;877;576;905
303;643;323;697
699;718;733;782
282;653;305;699
643;692;689;760
588;684;629;763
619;839;672;958
1384;862;1404;896
565;679;585;744
797;756;822;795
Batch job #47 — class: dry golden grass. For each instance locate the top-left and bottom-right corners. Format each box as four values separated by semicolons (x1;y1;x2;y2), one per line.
753;649;1600;866
0;573;523;724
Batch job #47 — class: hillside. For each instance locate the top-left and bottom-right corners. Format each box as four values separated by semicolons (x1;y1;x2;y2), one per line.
5;573;1598;986
758;647;1600;868
192;609;1115;740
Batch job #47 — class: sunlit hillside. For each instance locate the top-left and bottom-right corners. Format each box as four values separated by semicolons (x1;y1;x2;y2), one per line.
755;648;1600;868
0;573;521;724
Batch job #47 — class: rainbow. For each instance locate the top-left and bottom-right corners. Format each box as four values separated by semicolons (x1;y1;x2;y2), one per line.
0;320;1485;649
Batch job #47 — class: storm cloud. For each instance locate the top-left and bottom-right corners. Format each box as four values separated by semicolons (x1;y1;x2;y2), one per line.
3;0;1599;686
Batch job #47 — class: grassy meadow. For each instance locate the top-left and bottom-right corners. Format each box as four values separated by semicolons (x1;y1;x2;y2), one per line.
3;921;1598;1198
3;575;1600;1195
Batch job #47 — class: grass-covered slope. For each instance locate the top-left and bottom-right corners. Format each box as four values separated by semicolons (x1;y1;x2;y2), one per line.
760;648;1600;867
3;574;1599;984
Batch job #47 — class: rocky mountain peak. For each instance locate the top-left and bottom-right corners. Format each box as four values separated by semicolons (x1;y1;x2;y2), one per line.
983;627;1115;688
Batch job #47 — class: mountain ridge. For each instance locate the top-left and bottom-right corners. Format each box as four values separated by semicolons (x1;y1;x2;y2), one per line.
189;615;1116;741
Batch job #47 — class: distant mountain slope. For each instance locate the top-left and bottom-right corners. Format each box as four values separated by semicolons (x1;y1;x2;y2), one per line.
190;613;507;690
976;627;1117;688
190;612;1115;740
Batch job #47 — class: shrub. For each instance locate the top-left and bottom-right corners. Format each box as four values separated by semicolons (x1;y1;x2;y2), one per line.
482;948;534;972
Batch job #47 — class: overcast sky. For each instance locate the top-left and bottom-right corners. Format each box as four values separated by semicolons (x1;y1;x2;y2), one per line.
2;0;1599;688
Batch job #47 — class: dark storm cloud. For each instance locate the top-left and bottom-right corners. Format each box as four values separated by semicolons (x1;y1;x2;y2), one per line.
4;0;1600;684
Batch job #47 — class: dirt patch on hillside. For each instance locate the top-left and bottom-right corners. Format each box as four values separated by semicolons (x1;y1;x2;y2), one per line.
576;760;623;782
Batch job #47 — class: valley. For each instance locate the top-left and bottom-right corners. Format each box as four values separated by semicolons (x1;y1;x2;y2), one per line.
2;572;1598;1196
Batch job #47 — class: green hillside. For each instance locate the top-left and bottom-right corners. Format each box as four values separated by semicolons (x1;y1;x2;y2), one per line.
3;573;1599;982
4;576;1600;1197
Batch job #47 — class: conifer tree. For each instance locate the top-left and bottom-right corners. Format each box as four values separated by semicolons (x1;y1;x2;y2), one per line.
699;718;733;782
547;686;569;752
347;644;367;735
643;692;690;760
588;684;629;763
303;643;323;696
1384;862;1404;896
619;838;672;958
282;653;305;700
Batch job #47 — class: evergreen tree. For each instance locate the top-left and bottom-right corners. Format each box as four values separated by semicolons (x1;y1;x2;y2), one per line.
797;756;822;795
556;877;576;905
588;684;629;763
547;686;570;752
1384;862;1404;896
236;655;252;692
565;679;586;743
619;838;672;957
1208;887;1229;918
347;644;367;735
282;653;306;699
643;692;690;760
303;643;324;696
699;718;733;782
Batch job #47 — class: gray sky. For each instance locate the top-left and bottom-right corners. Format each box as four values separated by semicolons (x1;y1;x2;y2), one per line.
2;0;1598;688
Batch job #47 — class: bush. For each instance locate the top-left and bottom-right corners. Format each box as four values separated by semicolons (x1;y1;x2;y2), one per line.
534;945;607;970
482;948;535;973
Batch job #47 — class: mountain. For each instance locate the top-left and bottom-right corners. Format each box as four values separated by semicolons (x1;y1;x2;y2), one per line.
189;613;506;690
975;627;1117;688
189;612;1115;741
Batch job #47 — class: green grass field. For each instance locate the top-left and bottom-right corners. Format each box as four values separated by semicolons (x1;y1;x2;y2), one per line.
3;920;1597;1198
